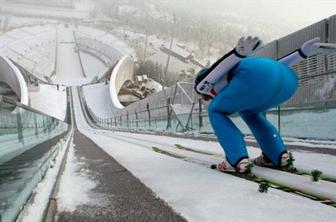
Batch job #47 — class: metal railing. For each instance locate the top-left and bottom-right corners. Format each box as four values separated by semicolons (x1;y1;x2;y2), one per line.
80;65;336;140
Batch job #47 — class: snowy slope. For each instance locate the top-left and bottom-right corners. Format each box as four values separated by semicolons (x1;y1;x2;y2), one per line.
52;24;91;86
79;51;108;79
29;84;67;121
72;88;336;222
105;132;336;180
82;83;114;118
82;131;336;202
76;26;137;59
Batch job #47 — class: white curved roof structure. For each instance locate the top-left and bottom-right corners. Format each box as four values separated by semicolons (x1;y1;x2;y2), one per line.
109;55;134;110
0;54;29;105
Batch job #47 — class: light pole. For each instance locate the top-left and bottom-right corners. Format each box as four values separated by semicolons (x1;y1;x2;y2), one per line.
163;14;177;88
143;29;148;62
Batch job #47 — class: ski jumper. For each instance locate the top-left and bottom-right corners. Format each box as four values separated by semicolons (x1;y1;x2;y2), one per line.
195;37;336;168
208;57;298;166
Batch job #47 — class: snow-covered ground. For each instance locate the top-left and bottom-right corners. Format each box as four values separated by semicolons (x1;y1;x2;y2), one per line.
73;0;95;13
56;140;104;213
79;51;109;79
52;24;91;86
6;17;58;30
72;88;336;222
29;84;67;121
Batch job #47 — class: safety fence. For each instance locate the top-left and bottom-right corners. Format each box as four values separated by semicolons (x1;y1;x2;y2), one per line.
80;82;336;140
0;95;69;222
253;16;336;106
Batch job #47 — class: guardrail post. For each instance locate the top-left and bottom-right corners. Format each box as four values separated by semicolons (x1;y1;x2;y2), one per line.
34;113;38;136
135;111;138;128
17;111;23;143
127;112;129;129
120;115;122;128
147;103;151;127
114;116;117;127
166;98;171;130
0;95;3;109
47;118;51;135
199;98;203;130
43;119;47;134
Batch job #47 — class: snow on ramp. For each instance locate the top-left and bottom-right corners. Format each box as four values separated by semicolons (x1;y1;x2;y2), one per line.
72;88;336;222
82;82;114;118
29;84;67;121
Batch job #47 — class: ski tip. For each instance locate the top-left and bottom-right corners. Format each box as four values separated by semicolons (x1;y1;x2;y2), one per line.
210;164;217;169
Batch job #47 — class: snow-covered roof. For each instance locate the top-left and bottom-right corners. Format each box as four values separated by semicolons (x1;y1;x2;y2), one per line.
148;51;199;74
161;43;191;58
144;78;162;92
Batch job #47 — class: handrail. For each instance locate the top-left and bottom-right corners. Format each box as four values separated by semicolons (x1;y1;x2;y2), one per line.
0;95;68;122
72;30;87;78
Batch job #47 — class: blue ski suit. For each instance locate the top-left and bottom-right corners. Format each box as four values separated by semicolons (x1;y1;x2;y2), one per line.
208;57;298;166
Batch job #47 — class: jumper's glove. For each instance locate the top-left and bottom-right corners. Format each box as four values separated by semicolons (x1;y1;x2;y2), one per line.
235;36;262;57
300;37;336;57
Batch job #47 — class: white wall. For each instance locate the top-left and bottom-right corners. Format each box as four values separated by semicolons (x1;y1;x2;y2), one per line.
109;55;134;110
0;54;29;105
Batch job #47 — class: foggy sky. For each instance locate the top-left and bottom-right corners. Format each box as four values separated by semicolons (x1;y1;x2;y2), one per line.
149;0;336;36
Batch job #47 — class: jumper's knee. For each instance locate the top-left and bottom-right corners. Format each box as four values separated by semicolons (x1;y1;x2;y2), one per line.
208;101;231;116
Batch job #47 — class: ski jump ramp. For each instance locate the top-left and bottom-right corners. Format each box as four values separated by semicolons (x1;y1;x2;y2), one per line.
82;55;136;119
0;54;28;105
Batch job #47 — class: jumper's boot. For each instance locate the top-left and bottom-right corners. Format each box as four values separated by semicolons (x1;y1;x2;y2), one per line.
217;158;253;173
253;152;294;168
280;151;295;167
